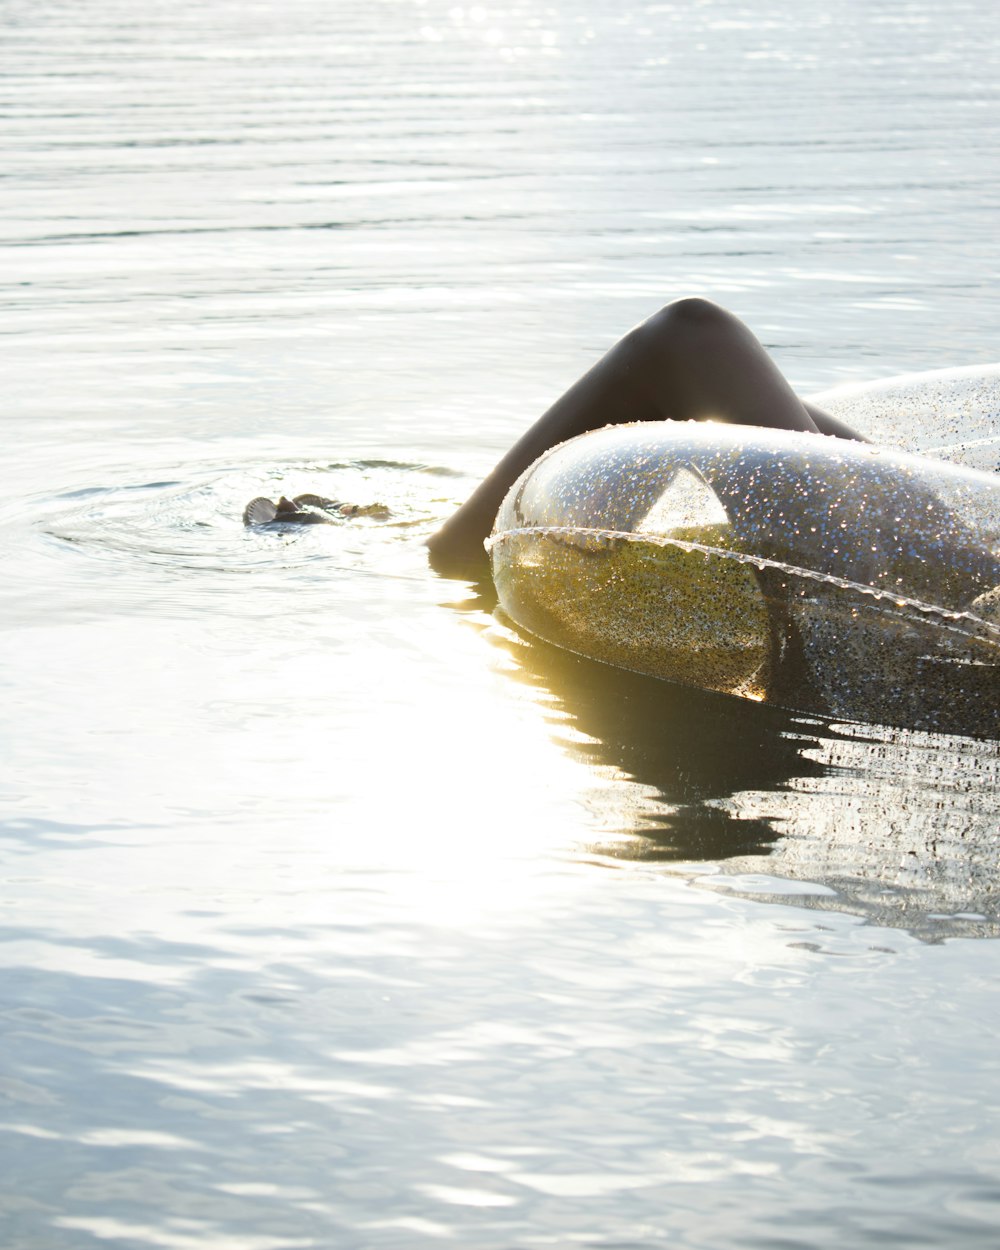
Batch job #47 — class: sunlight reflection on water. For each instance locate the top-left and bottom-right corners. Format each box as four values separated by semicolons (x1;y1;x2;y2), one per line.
2;0;1000;1247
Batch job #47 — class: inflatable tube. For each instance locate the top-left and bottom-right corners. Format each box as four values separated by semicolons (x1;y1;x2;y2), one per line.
489;383;1000;737
813;362;1000;473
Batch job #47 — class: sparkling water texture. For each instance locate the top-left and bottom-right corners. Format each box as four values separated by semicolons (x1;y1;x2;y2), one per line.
2;2;1000;1248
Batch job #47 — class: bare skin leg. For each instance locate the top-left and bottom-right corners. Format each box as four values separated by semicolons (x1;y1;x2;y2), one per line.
427;298;866;565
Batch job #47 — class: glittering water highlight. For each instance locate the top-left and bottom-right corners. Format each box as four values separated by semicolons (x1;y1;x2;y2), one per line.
3;1;1000;1247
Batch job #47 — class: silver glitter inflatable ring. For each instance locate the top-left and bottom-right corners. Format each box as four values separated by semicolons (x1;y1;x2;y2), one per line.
489;372;1000;737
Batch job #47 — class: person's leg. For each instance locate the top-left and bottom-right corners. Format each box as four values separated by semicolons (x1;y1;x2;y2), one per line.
428;298;862;563
803;402;870;443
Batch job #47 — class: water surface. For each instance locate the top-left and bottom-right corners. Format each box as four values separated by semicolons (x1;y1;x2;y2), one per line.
2;2;1000;1247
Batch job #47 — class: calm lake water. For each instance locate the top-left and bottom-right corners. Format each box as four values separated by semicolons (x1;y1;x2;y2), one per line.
2;1;1000;1247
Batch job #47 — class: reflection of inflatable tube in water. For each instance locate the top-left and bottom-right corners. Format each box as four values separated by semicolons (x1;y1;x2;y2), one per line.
488;420;1000;738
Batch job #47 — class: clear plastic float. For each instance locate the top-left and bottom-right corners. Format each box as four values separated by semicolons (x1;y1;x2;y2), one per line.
488;369;1000;737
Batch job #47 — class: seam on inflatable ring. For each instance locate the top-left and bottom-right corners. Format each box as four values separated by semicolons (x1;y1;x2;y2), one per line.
487;525;1000;646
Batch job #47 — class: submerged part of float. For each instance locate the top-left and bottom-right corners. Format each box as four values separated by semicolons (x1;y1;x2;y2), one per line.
488;421;1000;738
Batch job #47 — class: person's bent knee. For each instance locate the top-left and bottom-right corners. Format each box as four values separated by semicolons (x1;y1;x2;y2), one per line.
631;298;742;360
647;297;734;337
